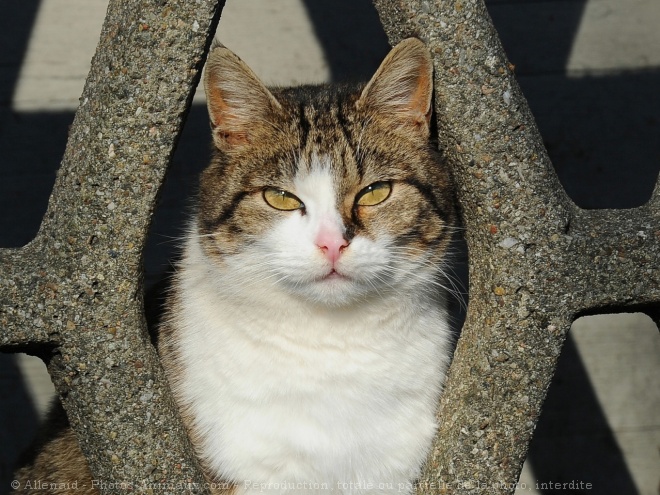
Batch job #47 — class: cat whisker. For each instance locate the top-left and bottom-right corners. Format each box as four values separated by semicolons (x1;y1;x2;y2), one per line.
378;255;467;312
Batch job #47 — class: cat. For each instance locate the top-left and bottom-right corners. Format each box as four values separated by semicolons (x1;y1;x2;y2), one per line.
13;38;457;495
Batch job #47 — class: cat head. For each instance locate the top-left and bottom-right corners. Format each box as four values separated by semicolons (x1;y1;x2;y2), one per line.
197;38;456;307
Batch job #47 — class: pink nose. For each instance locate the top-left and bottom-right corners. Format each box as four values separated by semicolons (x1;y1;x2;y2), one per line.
315;227;349;264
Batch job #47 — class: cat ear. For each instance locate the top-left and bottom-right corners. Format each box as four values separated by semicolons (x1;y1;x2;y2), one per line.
356;38;433;136
203;42;281;149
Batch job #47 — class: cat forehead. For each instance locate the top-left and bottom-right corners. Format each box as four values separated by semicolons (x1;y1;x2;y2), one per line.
292;158;344;216
294;155;334;185
252;88;363;187
274;83;360;113
275;84;363;148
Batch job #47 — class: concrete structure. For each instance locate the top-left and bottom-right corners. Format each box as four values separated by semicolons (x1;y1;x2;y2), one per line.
1;1;658;494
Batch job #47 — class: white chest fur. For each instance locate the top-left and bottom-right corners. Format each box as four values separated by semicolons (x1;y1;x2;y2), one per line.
170;237;452;495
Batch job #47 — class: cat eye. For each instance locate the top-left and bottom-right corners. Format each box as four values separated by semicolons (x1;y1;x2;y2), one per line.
263;188;304;211
355;181;392;206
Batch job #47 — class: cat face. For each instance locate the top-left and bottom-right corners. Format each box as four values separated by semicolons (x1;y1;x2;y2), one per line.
197;39;456;307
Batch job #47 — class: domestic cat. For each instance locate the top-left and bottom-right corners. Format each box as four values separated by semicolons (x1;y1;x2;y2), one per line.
13;38;457;494
159;37;458;494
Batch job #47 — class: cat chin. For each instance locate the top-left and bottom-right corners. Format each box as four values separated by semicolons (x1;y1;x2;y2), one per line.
279;273;380;308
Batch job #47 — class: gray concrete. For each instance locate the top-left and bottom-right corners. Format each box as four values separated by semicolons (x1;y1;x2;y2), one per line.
1;0;658;494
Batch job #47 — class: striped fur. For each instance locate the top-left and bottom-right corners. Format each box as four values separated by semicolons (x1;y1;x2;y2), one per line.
160;39;458;494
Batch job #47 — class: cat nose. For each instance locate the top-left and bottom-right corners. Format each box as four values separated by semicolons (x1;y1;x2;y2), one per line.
315;227;349;264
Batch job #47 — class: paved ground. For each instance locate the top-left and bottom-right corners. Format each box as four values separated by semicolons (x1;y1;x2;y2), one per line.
1;0;659;494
